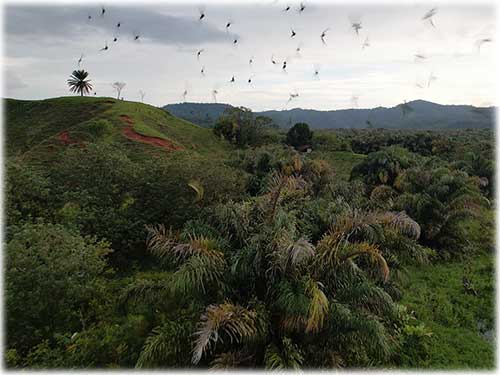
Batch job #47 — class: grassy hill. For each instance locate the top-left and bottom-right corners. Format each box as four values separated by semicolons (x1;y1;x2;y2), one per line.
5;97;231;160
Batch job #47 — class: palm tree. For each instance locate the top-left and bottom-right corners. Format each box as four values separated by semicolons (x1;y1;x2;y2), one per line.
67;70;93;96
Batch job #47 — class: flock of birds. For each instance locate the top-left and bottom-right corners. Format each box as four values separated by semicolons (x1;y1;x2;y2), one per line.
76;3;493;114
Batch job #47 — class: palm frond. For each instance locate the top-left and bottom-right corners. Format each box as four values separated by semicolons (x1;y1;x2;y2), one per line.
192;302;262;364
188;180;204;203
305;279;329;333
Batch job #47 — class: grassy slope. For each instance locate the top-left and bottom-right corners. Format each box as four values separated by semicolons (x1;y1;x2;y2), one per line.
311;150;366;180
401;252;494;369
4;96;231;160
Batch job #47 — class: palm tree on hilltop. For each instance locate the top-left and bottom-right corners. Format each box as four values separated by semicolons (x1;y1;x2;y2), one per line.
67;70;93;96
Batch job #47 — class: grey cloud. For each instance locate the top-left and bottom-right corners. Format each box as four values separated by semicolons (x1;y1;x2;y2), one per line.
6;71;28;91
6;5;231;45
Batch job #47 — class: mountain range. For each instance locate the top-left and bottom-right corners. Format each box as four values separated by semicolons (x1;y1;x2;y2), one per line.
163;100;495;130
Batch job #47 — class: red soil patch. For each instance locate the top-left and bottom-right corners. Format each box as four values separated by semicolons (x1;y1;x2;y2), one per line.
119;115;183;152
57;131;84;147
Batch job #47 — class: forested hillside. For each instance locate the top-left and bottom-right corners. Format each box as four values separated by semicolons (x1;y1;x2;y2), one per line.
163;100;495;129
4;98;494;369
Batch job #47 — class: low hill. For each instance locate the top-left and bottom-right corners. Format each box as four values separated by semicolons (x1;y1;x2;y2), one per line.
5;97;231;159
163;100;494;130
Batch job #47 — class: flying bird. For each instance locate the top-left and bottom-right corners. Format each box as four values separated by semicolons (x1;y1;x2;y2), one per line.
350;95;359;108
321;28;330;45
299;2;306;13
226;20;232;30
87;15;92;21
271;54;278;65
427;72;437;87
77;54;84;67
414;53;427;62
197;49;204;60
313;64;320;78
182;89;188;102
249;56;254;65
100;41;108;51
422;8;437;27
475;38;492;54
201;66;205;76
134;34;140;41
248;75;255;84
230;75;235;83
291;28;296;38
113;37;118;42
101;6;105;17
233;38;238;45
282;60;287;72
198;7;206;21
116;22;121;28
351;21;362;35
362;36;370;49
212;89;218;103
283;5;291;12
287;91;299;105
295;43;303;57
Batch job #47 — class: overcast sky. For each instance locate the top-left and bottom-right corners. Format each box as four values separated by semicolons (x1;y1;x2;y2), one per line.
4;1;496;110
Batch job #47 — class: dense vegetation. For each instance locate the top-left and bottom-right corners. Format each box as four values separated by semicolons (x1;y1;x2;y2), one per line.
4;98;494;369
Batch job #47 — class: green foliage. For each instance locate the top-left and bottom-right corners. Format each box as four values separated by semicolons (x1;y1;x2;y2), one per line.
286;122;313;149
5;223;111;355
67;70;93;96
213;107;271;147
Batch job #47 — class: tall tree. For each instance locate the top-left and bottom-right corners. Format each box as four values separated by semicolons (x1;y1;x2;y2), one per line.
112;82;126;99
67;70;93;96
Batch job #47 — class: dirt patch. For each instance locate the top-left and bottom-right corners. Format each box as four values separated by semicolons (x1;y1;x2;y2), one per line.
57;131;82;146
119;115;183;152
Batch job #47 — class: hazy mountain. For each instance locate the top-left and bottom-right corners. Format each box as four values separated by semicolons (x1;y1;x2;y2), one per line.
163;100;495;130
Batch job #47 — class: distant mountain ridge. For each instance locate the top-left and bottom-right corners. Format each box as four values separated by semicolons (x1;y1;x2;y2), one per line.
163;100;495;130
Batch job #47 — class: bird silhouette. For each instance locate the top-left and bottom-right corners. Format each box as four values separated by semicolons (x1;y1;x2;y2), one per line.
422;8;437;27
100;41;108;51
271;54;278;65
113;37;118;42
116;22;121;28
321;28;330;45
362;36;370;49
287;91;299;105
101;6;105;17
233;38;238;45
226;20;232;31
475;38;492;54
313;64;320;78
212;89;218;103
87;15;92;21
283;5;291;12
230;75;235;83
291;29;296;38
197;49;204;60
198;7;206;21
182;89;188;102
351;21;362;35
282;60;287;72
350;95;359;108
77;53;84;67
414;53;427;62
134;34;140;41
299;2;306;13
295;43;303;57
201;66;205;76
427;72;437;87
249;56;254;65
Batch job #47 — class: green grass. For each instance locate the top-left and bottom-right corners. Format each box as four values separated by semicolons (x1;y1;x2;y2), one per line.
4;96;232;160
310;150;366;180
400;252;494;369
